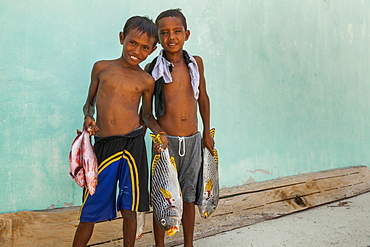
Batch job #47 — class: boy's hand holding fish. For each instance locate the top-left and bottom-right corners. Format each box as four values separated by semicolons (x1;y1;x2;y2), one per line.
203;131;215;154
153;132;168;153
83;114;99;135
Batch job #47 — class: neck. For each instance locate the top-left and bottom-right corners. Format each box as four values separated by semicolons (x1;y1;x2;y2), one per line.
118;56;140;70
163;50;184;64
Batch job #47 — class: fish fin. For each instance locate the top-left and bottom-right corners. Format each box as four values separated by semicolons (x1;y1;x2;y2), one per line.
170;157;177;171
160;187;172;199
209;128;218;165
152;154;160;166
210;128;215;139
150;133;162;144
151;154;160;176
136;212;145;240
213;149;219;166
205;179;213;191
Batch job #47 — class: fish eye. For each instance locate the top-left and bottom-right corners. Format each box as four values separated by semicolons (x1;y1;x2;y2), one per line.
160;219;166;226
212;206;216;210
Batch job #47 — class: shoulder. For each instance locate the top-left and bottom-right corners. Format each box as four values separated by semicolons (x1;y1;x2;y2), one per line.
193;55;204;68
136;67;154;83
141;70;155;91
192;55;205;73
144;63;151;73
193;55;203;64
92;60;111;72
142;70;155;84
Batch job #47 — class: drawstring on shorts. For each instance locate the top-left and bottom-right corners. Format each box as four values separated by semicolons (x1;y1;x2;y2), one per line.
178;136;185;157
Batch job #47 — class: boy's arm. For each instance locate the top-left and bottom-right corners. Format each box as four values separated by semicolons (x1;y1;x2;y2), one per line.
195;56;214;152
82;61;102;135
138;63;153;134
142;75;168;149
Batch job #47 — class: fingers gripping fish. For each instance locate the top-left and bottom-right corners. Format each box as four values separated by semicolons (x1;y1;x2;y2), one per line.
198;128;219;218
68;130;98;195
150;133;183;237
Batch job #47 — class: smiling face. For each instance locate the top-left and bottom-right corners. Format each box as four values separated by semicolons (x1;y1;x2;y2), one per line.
157;16;190;54
119;28;157;67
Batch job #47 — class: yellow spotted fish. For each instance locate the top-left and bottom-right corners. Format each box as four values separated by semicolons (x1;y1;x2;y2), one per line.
198;128;219;218
150;133;183;236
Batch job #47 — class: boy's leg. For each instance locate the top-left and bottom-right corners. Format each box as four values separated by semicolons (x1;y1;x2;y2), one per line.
166;133;201;247
121;209;137;247
182;201;196;247
153;213;165;247
72;221;95;247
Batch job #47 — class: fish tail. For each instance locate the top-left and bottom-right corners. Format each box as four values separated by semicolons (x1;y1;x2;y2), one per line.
170;157;177;171
150;133;162;144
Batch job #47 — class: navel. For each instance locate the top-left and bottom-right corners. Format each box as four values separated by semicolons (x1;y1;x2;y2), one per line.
181;117;187;121
111;119;115;124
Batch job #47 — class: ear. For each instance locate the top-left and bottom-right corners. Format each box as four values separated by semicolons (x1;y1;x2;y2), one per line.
119;31;124;45
185;30;190;41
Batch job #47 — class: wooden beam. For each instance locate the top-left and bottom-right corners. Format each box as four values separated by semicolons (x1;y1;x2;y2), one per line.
0;166;369;247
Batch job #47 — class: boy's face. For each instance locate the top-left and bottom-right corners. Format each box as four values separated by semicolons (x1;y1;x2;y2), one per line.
157;17;190;53
120;28;157;66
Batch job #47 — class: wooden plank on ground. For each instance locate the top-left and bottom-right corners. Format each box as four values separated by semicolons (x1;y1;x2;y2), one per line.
0;166;369;247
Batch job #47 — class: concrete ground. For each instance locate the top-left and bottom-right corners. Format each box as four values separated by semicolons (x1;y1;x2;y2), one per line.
186;192;370;247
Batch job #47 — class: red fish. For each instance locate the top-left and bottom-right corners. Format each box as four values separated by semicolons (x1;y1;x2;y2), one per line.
68;130;98;195
81;130;98;195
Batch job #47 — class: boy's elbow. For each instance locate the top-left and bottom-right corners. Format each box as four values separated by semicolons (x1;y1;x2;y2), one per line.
199;93;210;103
142;112;154;122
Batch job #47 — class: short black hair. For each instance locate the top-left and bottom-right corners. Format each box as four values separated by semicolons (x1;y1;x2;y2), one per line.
123;16;158;45
155;8;187;30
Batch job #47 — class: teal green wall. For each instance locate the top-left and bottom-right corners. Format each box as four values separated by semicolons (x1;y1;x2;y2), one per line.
1;1;369;213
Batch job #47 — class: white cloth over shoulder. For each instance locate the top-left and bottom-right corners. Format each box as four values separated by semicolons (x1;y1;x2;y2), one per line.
151;49;200;100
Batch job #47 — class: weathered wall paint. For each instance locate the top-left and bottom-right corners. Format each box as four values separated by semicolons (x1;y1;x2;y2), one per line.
1;0;369;213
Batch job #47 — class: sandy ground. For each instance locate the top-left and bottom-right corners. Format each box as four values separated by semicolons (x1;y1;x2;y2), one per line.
184;192;370;247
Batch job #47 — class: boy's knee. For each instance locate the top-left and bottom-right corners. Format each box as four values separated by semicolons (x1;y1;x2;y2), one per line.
121;209;136;220
78;221;95;228
183;201;195;208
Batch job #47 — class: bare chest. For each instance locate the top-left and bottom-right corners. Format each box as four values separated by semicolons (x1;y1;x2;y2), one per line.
165;65;193;93
98;68;146;96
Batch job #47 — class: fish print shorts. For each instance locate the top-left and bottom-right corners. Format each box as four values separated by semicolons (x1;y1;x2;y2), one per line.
79;127;149;222
165;132;202;203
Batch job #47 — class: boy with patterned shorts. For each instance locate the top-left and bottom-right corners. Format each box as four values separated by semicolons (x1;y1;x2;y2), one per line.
143;9;214;247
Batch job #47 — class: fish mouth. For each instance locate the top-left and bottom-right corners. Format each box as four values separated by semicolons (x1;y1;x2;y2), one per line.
166;226;179;236
203;212;210;219
71;166;83;177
